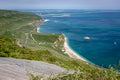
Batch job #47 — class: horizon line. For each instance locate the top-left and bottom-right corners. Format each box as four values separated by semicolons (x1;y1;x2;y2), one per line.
0;8;120;10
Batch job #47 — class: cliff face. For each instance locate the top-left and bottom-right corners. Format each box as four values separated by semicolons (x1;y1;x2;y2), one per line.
53;34;65;48
0;58;67;80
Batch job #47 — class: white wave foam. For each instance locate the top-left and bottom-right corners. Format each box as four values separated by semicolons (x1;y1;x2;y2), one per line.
42;13;71;17
52;13;71;17
44;19;50;22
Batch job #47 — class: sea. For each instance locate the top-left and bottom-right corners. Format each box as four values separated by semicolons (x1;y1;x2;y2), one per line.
19;9;120;69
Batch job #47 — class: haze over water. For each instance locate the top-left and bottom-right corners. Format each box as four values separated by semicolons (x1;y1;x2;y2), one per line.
25;9;120;68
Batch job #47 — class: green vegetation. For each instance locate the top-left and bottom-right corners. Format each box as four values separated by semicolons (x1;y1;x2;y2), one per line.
0;35;89;69
1;35;120;80
32;33;59;43
0;35;58;62
0;10;120;80
57;67;120;80
0;10;64;57
0;10;41;34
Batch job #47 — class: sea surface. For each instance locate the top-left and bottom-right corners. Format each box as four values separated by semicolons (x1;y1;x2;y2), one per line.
20;9;120;68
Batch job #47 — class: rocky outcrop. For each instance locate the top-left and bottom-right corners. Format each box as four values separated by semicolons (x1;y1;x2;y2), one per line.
0;57;67;80
53;34;65;48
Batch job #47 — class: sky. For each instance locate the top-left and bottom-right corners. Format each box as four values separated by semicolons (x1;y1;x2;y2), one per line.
0;0;120;10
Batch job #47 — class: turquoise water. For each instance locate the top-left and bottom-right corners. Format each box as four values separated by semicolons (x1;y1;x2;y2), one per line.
21;10;120;68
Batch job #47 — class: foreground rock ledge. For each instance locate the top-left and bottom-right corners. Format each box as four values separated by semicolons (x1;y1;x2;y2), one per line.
0;57;67;80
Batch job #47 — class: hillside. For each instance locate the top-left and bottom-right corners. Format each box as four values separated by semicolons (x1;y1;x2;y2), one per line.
0;10;120;80
0;10;66;60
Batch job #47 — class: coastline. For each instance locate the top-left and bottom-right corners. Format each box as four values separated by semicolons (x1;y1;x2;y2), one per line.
37;19;47;33
37;27;40;33
37;19;87;62
64;36;87;62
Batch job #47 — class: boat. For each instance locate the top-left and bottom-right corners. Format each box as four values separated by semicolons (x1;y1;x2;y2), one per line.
84;36;90;40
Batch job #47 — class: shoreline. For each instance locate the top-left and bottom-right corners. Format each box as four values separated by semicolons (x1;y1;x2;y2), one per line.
64;36;87;62
37;19;87;62
37;19;47;33
37;27;40;33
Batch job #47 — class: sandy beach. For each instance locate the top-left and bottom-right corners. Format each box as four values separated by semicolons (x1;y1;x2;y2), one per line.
64;37;87;62
37;27;40;33
38;19;86;62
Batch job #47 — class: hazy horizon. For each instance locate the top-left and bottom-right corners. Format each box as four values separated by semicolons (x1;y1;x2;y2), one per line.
0;0;120;10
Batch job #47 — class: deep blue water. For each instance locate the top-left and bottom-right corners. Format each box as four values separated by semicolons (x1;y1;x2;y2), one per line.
20;9;120;68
